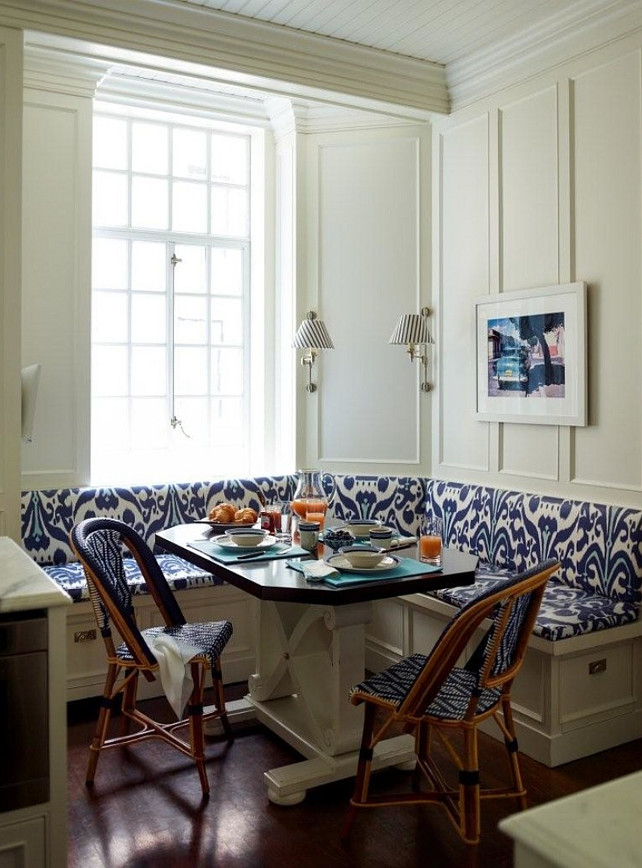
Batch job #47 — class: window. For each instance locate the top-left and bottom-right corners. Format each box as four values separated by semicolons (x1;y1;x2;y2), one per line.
91;105;257;484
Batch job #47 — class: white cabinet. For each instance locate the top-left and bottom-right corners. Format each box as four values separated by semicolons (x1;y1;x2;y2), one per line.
0;816;46;868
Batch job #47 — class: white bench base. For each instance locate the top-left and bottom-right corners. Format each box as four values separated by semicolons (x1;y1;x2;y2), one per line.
365;593;642;767
65;584;258;702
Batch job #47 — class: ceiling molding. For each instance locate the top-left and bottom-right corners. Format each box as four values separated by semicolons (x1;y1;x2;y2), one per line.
447;0;642;108
24;43;108;95
0;0;448;116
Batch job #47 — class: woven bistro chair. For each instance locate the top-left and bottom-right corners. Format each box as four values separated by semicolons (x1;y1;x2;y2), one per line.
69;517;234;799
341;558;559;845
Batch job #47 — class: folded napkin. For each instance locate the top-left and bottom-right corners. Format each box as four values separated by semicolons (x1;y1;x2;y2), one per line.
189;539;308;563
145;632;202;718
290;560;340;582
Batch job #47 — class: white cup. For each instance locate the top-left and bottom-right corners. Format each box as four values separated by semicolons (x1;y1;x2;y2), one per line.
369;526;393;550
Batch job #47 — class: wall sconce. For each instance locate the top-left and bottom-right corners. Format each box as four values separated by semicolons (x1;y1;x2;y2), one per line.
292;311;335;393
389;306;433;392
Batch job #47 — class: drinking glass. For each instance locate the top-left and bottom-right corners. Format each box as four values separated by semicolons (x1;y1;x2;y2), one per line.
419;516;443;565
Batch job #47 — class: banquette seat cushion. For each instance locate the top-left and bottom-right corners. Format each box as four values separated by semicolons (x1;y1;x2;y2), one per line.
21;475;298;601
424;480;642;640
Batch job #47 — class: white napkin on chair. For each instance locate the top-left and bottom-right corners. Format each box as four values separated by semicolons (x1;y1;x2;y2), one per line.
145;632;202;719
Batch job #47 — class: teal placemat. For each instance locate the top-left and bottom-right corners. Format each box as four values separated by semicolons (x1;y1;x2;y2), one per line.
189;539;309;564
289;556;442;587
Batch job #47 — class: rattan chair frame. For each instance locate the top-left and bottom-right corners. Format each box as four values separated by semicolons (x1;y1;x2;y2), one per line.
69;517;233;799
342;559;559;844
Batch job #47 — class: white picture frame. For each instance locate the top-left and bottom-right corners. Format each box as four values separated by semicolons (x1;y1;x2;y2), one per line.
475;282;587;426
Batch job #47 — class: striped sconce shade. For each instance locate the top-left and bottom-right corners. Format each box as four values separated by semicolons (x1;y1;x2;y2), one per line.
389;313;430;346
293;314;335;350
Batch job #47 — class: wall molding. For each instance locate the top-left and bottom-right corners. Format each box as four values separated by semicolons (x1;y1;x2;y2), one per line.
0;0;447;116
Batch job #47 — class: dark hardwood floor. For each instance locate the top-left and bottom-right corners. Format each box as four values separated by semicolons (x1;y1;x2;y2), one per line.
67;685;642;868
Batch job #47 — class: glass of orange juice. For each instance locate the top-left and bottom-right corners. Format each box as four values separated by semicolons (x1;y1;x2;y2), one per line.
419;516;443;565
305;498;328;531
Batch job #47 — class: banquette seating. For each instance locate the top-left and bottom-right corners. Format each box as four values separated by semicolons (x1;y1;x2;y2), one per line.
20;472;642;766
21;475;297;700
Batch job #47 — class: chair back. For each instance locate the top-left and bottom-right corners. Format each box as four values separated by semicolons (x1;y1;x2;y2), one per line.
398;559;559;720
69;517;186;668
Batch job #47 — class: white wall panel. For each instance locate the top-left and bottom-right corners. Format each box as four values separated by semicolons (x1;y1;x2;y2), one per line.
499;87;560;479
316;135;423;464
439;115;489;472
22;93;91;487
572;51;642;489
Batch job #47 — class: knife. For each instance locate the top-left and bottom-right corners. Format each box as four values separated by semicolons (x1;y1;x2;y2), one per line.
236;545;302;561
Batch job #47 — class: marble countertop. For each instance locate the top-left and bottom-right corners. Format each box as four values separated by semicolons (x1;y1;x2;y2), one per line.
0;536;72;612
500;769;642;868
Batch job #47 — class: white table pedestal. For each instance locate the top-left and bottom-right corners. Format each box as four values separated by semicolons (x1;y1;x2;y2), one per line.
245;599;415;805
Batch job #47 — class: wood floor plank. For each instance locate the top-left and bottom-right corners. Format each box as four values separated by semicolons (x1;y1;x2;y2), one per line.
67;686;642;867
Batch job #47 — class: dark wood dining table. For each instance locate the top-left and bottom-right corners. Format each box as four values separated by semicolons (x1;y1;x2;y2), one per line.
156;523;478;805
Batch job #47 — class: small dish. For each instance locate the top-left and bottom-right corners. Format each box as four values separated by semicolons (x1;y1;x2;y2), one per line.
338;545;387;569
205;519;256;532
224;528;270;548
327;552;400;573
342;519;381;538
213;533;276;552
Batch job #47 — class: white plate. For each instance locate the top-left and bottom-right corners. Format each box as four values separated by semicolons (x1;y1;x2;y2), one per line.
326;553;401;573
212;534;277;552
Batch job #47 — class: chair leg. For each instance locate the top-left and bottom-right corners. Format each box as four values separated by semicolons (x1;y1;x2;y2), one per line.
86;663;119;785
210;657;234;743
460;724;481;845
120;671;138;735
341;703;376;839
501;696;527;810
188;662;210;799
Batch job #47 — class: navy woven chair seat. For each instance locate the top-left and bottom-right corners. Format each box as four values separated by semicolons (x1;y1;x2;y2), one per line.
342;558;559;845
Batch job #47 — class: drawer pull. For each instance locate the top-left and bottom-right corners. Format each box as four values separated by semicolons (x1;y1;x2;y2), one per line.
589;659;607;675
74;629;97;643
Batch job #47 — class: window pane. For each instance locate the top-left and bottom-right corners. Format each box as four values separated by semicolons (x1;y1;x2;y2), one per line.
93;171;128;227
94;117;127;170
131;346;167;395
174;347;208;395
131;294;166;343
173;128;207;180
211;134;248;184
211;348;243;395
174;245;206;294
211;247;243;295
93;346;128;396
211;297;242;345
132;176;168;229
211;186;248;236
93;291;128;343
211;398;244;446
131;398;169;449
92;397;129;450
132;122;168;175
132;241;166;292
175;296;207;344
173;397;209;444
172;182;207;233
93;238;128;289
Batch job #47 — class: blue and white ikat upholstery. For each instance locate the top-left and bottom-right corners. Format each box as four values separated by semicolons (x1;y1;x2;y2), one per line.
424;480;642;641
21;475;298;601
322;474;427;538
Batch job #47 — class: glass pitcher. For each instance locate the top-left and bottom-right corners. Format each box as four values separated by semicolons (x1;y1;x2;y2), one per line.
291;469;329;531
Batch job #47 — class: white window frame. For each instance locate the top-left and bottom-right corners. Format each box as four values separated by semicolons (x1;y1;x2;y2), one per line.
90;98;272;485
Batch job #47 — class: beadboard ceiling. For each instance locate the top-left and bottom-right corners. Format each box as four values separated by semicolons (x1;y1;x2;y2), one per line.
174;0;631;65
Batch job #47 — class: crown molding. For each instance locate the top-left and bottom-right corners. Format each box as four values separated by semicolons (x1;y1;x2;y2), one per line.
447;0;642;109
0;0;447;117
24;42;108;95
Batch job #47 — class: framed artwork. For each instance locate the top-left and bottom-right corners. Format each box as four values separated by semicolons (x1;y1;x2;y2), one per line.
475;282;587;426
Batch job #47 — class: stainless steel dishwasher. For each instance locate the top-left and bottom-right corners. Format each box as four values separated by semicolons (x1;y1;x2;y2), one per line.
0;610;49;812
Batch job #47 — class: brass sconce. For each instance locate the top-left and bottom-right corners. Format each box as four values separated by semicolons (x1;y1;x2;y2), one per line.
292;311;334;393
389;306;433;392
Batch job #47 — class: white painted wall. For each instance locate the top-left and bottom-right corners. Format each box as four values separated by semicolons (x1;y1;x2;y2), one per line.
300;125;432;475
433;33;642;506
0;26;23;539
21;86;92;490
